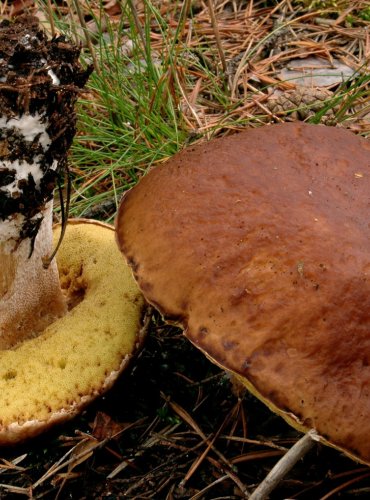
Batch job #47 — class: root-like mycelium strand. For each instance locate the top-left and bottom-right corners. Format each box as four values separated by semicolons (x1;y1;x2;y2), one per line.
0;16;91;348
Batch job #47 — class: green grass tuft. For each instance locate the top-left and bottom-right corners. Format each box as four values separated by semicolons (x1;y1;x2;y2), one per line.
44;0;188;220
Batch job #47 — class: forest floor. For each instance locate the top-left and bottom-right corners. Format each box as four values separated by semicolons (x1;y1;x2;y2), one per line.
0;1;369;498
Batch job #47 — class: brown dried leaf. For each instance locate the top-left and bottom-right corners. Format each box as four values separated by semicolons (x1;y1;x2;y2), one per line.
91;411;131;441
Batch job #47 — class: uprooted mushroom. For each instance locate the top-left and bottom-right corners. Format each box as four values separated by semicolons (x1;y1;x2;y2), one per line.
116;122;370;484
0;16;146;444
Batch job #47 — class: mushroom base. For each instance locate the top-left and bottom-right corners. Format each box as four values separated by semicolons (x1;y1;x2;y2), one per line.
0;203;67;349
0;219;146;445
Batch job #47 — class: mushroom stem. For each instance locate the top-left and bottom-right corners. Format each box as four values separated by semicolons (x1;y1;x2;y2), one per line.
0;201;66;349
249;430;318;500
0;16;91;348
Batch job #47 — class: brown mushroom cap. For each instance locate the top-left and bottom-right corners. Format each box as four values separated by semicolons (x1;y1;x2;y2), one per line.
116;122;370;464
0;220;146;444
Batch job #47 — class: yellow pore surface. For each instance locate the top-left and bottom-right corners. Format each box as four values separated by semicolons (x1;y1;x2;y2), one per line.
0;221;144;427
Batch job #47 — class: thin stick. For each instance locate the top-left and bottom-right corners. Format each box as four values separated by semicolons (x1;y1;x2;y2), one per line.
189;474;229;500
167;398;234;470
249;430;318;500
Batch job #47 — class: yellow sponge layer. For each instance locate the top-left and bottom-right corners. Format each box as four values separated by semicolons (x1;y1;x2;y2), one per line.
0;220;145;443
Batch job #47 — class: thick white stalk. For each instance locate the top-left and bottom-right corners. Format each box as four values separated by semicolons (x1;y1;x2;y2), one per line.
0;16;91;349
0;202;66;349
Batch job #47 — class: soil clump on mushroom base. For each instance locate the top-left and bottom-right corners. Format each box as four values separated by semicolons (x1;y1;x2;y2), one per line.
0;15;90;232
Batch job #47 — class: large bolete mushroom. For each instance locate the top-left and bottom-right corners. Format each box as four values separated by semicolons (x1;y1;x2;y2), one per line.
0;17;146;443
0;219;146;444
116;122;370;465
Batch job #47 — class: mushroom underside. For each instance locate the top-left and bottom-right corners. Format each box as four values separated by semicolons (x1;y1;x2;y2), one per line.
0;220;145;444
116;122;370;465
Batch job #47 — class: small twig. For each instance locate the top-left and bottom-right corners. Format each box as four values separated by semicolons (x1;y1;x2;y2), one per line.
188;474;230;500
0;484;32;496
108;422;181;479
166;397;234;471
249;430;318;500
221;434;288;452
232;450;285;464
32;437;107;490
180;411;228;486
0;454;27;473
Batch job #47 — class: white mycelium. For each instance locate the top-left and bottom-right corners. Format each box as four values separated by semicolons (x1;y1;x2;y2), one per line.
0;112;54;248
0;113;51;149
1;158;44;194
47;69;60;86
0;213;44;253
0;112;66;347
39;58;60;87
0;214;28;244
